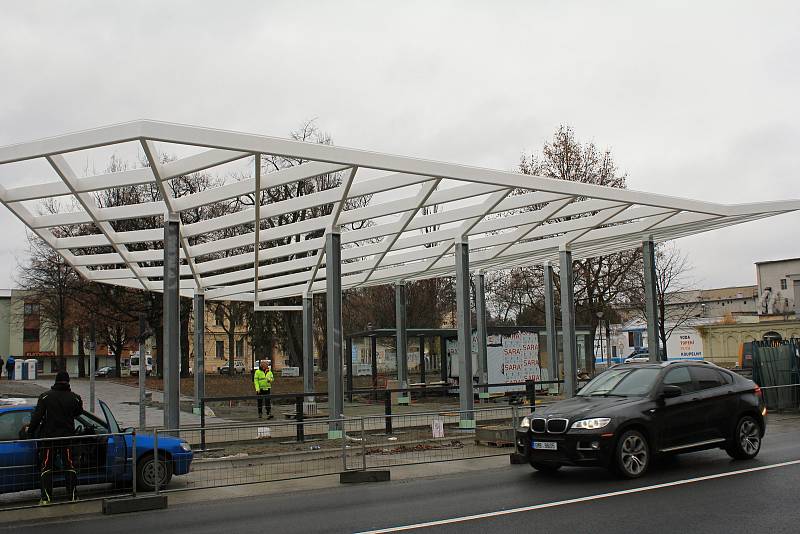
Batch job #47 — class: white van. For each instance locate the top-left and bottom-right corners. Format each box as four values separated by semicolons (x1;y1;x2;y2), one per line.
130;352;153;376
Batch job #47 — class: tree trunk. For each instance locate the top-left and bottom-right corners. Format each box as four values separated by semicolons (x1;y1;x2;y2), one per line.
154;319;164;378
77;328;86;378
228;329;235;374
57;318;66;372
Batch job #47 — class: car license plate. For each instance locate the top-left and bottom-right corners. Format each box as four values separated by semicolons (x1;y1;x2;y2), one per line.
532;441;557;451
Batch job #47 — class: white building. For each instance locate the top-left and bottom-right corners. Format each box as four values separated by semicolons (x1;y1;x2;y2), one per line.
756;258;800;316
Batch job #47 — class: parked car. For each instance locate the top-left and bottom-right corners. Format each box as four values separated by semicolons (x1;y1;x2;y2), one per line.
515;361;766;478
0;400;193;493
218;360;246;375
95;366;116;378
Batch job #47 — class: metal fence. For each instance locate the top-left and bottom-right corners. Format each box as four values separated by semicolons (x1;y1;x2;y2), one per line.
0;432;135;510
155;405;518;493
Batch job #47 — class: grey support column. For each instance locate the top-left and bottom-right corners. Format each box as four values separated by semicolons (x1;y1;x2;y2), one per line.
325;231;344;438
163;212;181;430
89;323;96;414
455;239;475;428
559;248;578;398
395;281;409;404
642;240;660;362
303;293;314;398
138;314;147;429
418;335;426;384
544;262;559;393
193;291;205;414
475;270;489;400
440;335;448;384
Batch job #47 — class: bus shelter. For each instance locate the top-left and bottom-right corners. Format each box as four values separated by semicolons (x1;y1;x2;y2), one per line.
1;120;797;435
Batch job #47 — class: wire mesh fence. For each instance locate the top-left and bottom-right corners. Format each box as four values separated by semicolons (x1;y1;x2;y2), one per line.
0;432;134;510
157;405;517;492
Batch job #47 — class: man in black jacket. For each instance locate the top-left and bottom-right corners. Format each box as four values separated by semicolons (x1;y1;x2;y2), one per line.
27;370;83;504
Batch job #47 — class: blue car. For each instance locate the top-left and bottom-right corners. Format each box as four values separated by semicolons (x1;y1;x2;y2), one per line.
0;399;193;494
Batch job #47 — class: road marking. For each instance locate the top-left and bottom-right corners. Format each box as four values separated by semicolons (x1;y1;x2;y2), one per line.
356;459;800;533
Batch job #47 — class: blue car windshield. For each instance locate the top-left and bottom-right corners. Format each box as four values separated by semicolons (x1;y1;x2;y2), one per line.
578;368;661;397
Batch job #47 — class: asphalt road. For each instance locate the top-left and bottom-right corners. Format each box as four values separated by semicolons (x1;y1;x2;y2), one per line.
6;420;800;534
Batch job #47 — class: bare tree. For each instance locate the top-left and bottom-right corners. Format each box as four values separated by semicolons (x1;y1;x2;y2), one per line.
16;233;83;371
627;242;698;358
489;125;641;373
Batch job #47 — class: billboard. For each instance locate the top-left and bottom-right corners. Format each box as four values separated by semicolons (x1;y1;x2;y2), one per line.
449;331;542;392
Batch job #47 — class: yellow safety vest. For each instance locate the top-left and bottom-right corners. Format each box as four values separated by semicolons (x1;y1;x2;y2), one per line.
254;369;274;392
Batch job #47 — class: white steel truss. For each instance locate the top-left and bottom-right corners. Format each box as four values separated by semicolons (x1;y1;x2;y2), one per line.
0;119;797;304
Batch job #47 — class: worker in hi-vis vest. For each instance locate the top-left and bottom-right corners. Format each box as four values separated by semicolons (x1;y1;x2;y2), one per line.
254;360;274;419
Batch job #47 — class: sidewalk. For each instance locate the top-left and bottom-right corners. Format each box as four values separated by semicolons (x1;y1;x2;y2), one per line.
34;379;233;429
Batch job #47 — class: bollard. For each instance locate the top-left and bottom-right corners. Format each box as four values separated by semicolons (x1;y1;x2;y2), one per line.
200;398;206;450
131;429;137;498
526;379;536;410
296;395;305;443
154;430;159;495
384;390;393;435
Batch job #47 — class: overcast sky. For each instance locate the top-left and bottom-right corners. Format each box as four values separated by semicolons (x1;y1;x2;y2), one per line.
1;1;798;290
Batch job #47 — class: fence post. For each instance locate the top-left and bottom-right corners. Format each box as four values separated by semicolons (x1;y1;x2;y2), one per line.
131;429;137;498
526;379;536;409
200;398;206;450
384;390;393;435
154;429;160;495
361;416;367;471
511;404;519;431
340;414;348;471
296;395;305;443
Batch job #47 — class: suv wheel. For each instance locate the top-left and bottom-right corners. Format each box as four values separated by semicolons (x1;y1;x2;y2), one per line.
530;461;561;473
726;415;762;460
614;430;649;478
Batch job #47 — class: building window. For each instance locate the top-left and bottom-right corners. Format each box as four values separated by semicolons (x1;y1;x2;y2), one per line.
24;303;39;316
215;340;225;360
215;308;225;327
23;328;39;342
780;278;787;290
236;338;244;360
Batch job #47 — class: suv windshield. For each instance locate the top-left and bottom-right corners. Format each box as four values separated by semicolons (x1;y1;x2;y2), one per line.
578;368;661;397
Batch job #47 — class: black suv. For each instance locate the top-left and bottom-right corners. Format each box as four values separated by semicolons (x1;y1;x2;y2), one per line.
515;361;766;478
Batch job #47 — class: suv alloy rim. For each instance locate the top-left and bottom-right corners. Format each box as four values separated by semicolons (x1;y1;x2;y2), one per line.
620;434;648;475
739;419;760;455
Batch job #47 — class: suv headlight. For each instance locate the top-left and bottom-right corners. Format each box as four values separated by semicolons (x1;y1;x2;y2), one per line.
180;441;192;452
520;416;531;429
571;418;611;430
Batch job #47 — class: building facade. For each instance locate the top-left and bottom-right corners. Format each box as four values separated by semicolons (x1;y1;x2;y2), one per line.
756;258;800;316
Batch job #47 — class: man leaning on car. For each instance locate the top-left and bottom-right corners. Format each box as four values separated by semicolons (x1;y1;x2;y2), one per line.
24;370;84;505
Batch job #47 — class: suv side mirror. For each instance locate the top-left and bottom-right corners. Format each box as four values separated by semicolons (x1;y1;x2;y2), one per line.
662;385;683;399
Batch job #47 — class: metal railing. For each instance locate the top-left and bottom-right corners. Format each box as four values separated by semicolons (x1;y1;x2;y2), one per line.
0;431;135;511
153;405;518;493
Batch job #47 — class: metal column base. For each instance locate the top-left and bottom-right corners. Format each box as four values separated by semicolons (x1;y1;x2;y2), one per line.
340;470;390;484
102;495;168;514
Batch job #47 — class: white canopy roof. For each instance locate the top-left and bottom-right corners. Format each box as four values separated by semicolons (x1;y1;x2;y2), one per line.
0;120;797;305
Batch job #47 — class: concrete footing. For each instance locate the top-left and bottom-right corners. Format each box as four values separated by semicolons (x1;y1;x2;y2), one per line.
340;470;391;484
509;453;527;465
102;494;168;514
